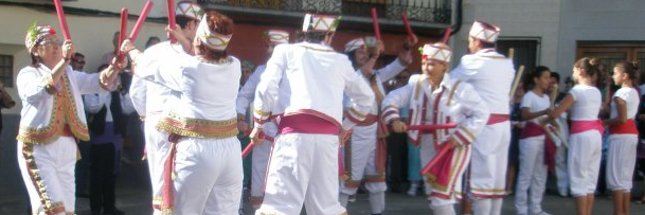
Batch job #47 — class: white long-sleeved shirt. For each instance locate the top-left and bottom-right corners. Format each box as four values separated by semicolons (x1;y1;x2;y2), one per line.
253;42;374;127
347;58;406;115
129;41;185;118
237;65;266;116
382;74;489;145
450;48;515;115
84;91;137;122
16;64;106;143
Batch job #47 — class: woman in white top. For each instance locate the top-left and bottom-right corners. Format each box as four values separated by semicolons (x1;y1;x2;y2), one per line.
514;66;553;215
549;57;603;215
604;61;640;215
124;11;241;214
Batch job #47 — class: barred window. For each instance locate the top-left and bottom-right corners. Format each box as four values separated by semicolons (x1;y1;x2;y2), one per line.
0;55;13;87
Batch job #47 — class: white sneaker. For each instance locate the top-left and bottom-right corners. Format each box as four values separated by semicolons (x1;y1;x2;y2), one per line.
407;182;419;196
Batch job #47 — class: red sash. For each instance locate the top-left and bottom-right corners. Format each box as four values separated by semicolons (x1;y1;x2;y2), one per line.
519;122;557;172
571;120;604;135
487;114;510;125
278;114;340;135
609;119;638;135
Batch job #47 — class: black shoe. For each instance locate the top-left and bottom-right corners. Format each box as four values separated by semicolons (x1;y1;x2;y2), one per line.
91;211;101;215
103;208;125;215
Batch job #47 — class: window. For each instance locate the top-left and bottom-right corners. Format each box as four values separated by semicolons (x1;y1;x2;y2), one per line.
497;38;540;72
0;55;13;88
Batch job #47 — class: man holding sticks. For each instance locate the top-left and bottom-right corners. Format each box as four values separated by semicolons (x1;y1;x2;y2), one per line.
125;1;203;213
251;13;374;215
450;21;516;215
338;16;417;215
382;42;489;215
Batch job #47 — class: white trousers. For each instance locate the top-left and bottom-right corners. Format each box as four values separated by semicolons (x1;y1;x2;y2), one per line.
606;134;638;191
251;121;278;202
470;122;511;198
256;133;346;215
18;137;77;215
144;114;168;214
339;124;386;214
340;123;387;194
514;136;548;215
172;136;243;214
554;118;569;194
568;130;602;197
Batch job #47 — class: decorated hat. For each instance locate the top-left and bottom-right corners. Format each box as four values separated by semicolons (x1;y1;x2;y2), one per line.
344;36;377;53
196;14;232;51
264;30;289;45
25;22;56;53
420;43;452;63
302;13;341;32
176;1;204;21
469;20;501;43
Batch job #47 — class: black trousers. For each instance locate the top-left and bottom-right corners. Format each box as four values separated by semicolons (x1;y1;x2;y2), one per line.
90;143;117;212
386;132;409;192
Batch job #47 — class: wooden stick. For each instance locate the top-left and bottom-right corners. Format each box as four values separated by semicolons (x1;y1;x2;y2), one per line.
509;65;525;97
167;0;177;43
53;0;71;40
407;123;457;132
441;27;452;43
508;48;515;59
371;7;381;40
129;0;154;43
401;11;414;37
117;8;128;61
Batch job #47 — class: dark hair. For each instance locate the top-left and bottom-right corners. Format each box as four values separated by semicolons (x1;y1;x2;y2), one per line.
550;71;560;83
574;57;601;80
197;11;233;61
614;61;640;84
30;54;39;67
176;15;198;29
347;50;358;69
303;31;332;44
74;52;84;59
481;41;496;49
524;66;551;90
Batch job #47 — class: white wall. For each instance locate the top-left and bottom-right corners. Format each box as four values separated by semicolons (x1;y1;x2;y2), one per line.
452;0;560;72
0;4;167;115
556;0;645;78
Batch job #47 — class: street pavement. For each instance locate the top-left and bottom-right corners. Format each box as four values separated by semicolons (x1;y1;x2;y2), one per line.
1;159;644;214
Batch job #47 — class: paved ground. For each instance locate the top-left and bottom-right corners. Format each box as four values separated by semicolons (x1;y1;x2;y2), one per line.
1;157;644;215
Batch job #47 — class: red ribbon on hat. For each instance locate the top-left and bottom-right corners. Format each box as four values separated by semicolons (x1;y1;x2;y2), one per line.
53;0;71;40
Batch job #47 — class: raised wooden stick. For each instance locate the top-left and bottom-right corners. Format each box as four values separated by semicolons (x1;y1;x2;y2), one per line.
509;65;525;97
53;0;71;40
371;7;381;40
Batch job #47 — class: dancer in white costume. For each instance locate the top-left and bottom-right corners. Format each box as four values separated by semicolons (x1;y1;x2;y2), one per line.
450;20;515;215
514;66;554;215
126;1;203;213
604;61;640;215
252;13;374;215
236;29;289;208
126;11;242;214
382;43;489;215
17;24;121;215
338;35;416;215
549;57;603;215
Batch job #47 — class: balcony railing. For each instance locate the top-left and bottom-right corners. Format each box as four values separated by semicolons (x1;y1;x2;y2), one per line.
197;0;451;24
